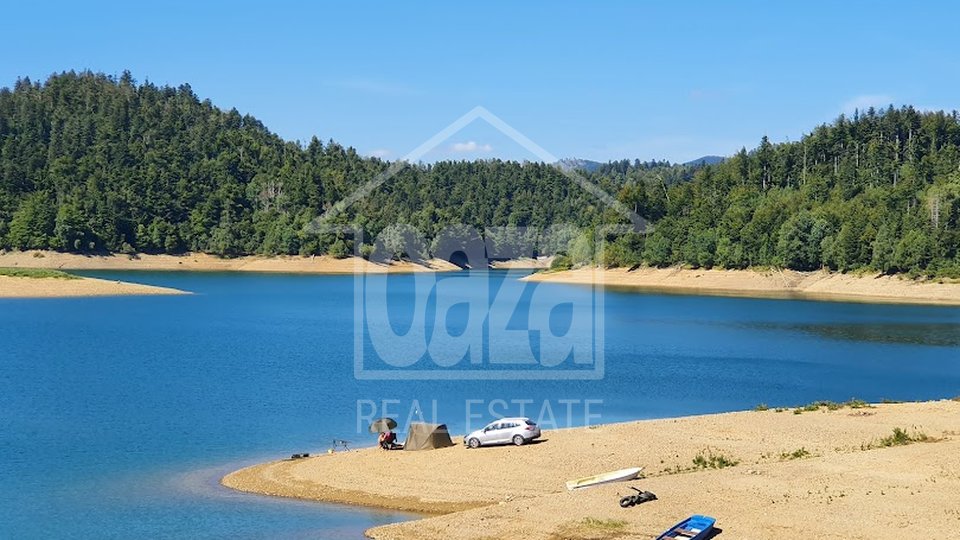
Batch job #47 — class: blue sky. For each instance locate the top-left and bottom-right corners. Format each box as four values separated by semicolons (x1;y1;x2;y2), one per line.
3;1;958;163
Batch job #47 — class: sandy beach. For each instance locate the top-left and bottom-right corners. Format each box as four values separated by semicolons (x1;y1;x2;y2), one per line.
489;257;554;270
223;400;960;539
524;266;960;306
6;251;958;306
0;251;460;274
0;274;188;298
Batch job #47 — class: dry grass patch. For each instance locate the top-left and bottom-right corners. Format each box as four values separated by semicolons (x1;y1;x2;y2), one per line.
792;399;872;414
548;518;631;540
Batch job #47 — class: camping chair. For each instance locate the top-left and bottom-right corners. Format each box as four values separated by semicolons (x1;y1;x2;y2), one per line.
379;432;402;450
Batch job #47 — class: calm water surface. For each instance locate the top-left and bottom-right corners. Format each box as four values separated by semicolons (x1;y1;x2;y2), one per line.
2;270;959;538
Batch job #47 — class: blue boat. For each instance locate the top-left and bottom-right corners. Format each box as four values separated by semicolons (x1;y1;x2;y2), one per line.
656;515;716;539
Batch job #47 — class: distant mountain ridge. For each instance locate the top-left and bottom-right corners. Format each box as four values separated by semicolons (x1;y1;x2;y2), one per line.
555;155;726;172
554;158;604;172
682;155;725;166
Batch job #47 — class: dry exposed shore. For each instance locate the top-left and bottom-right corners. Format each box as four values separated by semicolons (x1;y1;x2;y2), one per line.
489;257;553;270
0;250;460;274
222;401;960;540
0;274;187;298
6;251;960;305
524;266;960;305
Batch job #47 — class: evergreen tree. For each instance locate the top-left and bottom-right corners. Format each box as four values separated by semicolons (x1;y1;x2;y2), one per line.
1;71;959;277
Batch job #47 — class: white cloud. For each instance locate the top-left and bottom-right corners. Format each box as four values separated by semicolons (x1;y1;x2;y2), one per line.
325;78;419;96
841;94;894;114
368;148;392;159
450;141;493;153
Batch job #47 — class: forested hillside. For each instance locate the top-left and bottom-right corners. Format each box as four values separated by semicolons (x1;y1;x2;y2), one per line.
602;107;960;277
1;71;959;276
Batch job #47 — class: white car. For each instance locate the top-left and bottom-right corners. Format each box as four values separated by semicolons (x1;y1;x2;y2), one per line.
464;417;541;448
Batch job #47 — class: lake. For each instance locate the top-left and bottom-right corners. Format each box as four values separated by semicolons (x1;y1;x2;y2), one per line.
2;270;959;538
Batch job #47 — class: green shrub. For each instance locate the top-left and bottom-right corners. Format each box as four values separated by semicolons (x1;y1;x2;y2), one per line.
0;267;78;279
327;239;351;259
780;447;811;460
692;449;740;469
358;243;375;260
875;427;931;448
550;254;572;271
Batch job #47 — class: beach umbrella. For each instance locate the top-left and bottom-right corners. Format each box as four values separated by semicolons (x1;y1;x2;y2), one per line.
368;417;398;434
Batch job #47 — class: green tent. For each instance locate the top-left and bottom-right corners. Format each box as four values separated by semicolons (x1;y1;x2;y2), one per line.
403;422;455;451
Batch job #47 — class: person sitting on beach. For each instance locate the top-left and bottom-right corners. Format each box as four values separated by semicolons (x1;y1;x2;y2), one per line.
379;430;398;450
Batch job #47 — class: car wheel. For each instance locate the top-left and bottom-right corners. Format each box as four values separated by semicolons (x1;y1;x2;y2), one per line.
468;438;480;449
512;435;525;446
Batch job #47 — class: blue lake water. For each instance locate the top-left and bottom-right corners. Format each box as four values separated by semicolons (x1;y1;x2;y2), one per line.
2;270;959;538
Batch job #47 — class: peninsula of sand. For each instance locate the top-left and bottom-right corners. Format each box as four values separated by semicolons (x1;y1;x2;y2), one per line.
0;272;187;298
524;266;960;305
223;400;960;540
0;250;463;298
0;250;461;274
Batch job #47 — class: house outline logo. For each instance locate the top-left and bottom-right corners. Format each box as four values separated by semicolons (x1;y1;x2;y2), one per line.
303;105;653;381
307;106;649;233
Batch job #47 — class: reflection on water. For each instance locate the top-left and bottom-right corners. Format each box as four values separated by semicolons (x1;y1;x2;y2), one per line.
737;321;960;347
795;323;960;347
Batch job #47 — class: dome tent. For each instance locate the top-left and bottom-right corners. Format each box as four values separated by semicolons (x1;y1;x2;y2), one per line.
403;422;455;451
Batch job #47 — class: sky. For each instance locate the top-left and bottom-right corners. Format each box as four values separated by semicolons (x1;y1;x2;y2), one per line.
2;1;959;163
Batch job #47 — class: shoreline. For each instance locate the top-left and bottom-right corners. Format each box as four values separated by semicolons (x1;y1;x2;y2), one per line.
222;400;960;539
0;274;188;298
5;251;960;305
0;250;462;274
523;266;960;306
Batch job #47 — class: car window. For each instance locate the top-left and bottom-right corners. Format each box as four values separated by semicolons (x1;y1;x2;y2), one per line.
487;423;500;431
525;420;536;426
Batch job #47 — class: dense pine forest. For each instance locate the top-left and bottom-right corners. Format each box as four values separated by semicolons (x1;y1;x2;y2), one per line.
1;71;959;276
